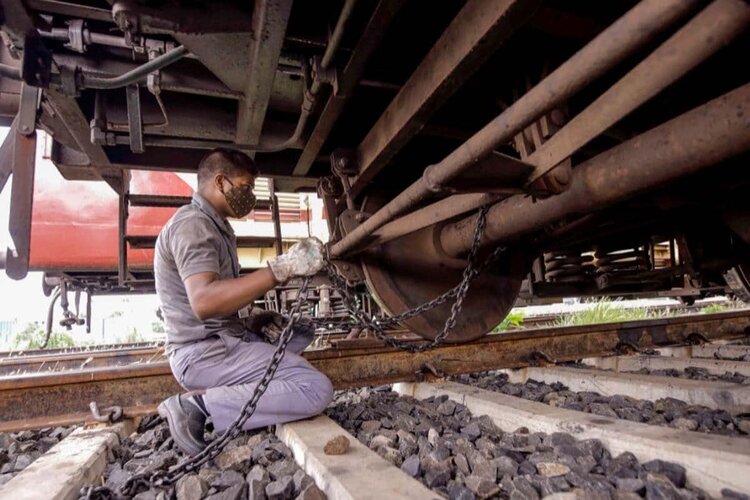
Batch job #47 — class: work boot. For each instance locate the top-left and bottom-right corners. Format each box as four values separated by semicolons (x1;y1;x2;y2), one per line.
157;394;208;456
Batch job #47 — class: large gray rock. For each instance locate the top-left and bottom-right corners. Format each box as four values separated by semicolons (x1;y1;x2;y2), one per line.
215;445;253;471
266;476;295;500
176;474;209;500
295;483;326;500
268;458;299;481
401;454;420;477
422;456;452;488
207;482;247;500
643;460;686;488
465;475;499;498
644;472;682;500
213;470;245;488
447;482;475;500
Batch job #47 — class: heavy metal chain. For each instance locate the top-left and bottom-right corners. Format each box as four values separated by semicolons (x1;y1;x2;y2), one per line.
322;205;505;352
119;205;498;496
119;277;312;497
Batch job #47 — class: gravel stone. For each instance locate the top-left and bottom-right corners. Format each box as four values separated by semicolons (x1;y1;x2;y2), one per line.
453;454;470;476
208;482;246;500
465;474;500;498
295;483;326;500
216;445;253;471
536;462;571;477
267;458;299;481
293;468;313;493
643;459;686;488
447;482;475;500
176;474;209;500
360;420;381;434
326;387;697;500
423;456;452;488
323;435;350;455
401;454;420;477
645;472;683;499
461;422;481;441
615;477;646;494
377;445;402;466
265;476;294;500
12;454;32;471
438;400;457;416
213;469;245;488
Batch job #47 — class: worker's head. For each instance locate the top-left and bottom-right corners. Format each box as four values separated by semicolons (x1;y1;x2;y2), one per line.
197;148;259;219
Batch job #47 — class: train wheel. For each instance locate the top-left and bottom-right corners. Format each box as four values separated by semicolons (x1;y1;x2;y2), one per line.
358;199;527;343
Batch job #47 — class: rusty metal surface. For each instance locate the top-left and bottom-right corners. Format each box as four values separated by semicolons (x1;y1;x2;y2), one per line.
5;128;36;280
525;0;750;186
233;0;293;144
440;82;750;257
329;0;700;258
361;196;525;342
0;347;166;375
2;311;749;432
349;0;540;199
292;0;405;176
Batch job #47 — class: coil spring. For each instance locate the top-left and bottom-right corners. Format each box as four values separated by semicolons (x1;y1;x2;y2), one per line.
544;250;594;283
594;245;651;275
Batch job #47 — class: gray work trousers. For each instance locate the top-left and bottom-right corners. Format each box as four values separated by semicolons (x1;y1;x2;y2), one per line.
168;329;333;432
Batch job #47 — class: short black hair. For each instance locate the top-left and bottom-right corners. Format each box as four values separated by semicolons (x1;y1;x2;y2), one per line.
197;147;259;186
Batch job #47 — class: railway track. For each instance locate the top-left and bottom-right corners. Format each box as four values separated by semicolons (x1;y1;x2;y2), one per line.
0;313;748;499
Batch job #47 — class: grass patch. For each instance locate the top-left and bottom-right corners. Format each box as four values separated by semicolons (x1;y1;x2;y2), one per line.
493;310;525;332
548;297;672;327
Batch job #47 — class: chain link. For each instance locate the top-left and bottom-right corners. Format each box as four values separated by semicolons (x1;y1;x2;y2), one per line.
119;205;499;496
120;277;312;497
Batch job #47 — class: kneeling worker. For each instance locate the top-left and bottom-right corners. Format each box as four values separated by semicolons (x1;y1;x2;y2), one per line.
154;147;333;455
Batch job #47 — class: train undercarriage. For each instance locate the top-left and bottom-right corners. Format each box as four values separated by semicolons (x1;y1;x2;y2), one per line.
0;0;749;344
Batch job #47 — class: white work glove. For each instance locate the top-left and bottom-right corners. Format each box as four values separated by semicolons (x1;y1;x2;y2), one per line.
267;237;325;283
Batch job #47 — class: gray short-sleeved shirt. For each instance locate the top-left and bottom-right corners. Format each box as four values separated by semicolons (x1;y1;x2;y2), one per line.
155;193;245;353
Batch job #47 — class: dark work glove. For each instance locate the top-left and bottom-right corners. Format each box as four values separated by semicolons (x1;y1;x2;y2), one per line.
246;307;286;343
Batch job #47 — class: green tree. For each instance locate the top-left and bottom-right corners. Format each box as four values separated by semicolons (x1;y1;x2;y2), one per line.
13;322;75;350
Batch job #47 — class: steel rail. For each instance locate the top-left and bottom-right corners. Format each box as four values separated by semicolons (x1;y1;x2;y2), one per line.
1;311;748;432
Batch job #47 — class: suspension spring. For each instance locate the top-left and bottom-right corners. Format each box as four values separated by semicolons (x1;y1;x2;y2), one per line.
594;244;651;275
543;250;594;283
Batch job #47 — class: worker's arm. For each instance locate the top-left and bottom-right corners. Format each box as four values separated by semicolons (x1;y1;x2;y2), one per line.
182;237;325;321
184;268;277;320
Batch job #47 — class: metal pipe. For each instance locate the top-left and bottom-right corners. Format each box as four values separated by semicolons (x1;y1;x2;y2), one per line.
525;0;750;184
80;45;188;89
354;0;749;253
321;0;358;69
362;193;497;251
328;0;700;258
439;83;750;257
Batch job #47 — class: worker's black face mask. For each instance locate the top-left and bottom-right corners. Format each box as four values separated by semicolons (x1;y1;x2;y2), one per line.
222;177;256;218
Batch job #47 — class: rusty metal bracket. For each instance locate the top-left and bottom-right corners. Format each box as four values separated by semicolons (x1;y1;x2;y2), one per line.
21;33;52;88
5;126;37;280
88;401;123;424
686;332;711;345
415;362;446;382
614;341;641;355
529;349;556;366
